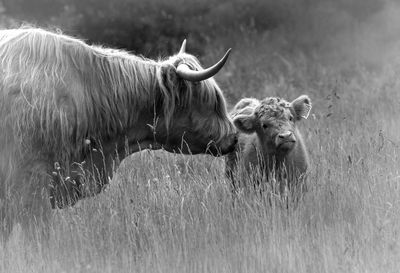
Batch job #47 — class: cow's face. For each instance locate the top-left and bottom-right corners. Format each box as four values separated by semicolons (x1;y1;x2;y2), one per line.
150;48;237;156
156;81;238;156
233;95;311;154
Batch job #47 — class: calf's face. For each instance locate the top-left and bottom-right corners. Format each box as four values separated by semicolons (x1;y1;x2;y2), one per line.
233;95;311;154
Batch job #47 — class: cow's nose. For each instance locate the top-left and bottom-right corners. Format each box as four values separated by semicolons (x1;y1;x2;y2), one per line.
233;134;238;145
278;131;295;141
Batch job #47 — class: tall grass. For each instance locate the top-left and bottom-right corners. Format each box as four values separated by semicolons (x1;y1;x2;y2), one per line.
3;0;400;267
1;41;400;272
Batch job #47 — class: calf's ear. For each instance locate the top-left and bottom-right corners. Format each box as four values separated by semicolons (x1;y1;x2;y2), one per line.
231;98;260;118
233;98;259;112
233;113;256;134
290;95;312;120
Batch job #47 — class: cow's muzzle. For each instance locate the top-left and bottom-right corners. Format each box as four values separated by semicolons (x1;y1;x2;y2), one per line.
207;133;238;156
276;131;296;151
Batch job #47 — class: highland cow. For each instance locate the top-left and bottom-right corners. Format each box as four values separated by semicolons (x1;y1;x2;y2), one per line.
226;95;311;194
0;28;236;234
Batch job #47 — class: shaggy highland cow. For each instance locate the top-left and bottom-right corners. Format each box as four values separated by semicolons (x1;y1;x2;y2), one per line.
226;95;311;194
0;28;236;233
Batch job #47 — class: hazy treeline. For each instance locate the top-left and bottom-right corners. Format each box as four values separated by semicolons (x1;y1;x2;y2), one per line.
1;0;400;101
0;0;399;65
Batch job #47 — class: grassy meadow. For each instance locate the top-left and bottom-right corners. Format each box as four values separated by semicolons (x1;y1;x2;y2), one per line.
1;41;400;272
2;1;400;272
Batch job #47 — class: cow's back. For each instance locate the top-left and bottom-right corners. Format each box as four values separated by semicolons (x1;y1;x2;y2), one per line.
226;133;261;169
225;132;264;188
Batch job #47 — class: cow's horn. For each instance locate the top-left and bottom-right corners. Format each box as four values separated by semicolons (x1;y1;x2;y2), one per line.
179;39;186;54
176;48;231;82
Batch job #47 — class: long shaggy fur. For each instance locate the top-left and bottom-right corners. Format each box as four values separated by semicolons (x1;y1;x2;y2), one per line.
0;28;232;233
0;28;230;159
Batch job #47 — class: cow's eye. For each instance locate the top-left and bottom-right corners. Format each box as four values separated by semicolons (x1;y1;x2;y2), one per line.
262;124;268;129
289;116;294;121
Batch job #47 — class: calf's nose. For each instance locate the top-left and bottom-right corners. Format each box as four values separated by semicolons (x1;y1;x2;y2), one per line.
278;131;295;141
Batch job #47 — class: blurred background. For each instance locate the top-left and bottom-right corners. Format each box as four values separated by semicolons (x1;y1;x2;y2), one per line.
3;2;400;271
1;0;400;102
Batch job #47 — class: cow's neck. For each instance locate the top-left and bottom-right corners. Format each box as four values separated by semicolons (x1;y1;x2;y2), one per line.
96;57;164;149
81;58;165;179
88;56;160;140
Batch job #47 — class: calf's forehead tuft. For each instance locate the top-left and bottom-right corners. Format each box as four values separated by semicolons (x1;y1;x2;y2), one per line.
256;97;290;118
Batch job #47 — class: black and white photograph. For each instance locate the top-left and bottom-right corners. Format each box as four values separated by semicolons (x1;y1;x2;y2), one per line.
0;0;399;272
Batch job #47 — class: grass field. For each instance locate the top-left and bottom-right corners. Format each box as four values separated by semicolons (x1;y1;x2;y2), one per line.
2;27;400;273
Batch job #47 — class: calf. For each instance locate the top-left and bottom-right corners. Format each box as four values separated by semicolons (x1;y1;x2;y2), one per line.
226;95;312;193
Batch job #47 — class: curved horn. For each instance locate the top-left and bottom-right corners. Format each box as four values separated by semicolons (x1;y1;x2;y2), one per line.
176;48;232;82
179;39;186;54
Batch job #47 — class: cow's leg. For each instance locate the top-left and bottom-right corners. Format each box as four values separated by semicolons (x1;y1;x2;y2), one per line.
0;171;9;241
225;167;237;192
0;197;12;242
5;167;52;241
48;139;161;209
49;157;111;209
21;176;52;239
49;162;83;209
225;152;240;193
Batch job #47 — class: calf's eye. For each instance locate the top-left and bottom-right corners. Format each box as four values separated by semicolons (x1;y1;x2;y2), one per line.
289;116;294;121
262;124;268;129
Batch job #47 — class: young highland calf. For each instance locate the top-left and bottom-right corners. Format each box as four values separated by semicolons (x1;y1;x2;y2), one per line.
226;95;312;194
